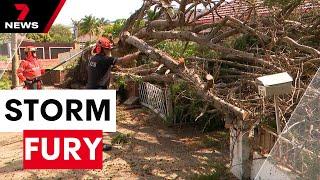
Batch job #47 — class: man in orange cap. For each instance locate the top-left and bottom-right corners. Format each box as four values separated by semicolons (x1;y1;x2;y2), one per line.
17;46;45;89
86;37;115;89
86;37;138;89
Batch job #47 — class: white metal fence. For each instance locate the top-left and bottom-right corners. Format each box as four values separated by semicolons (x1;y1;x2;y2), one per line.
139;82;172;121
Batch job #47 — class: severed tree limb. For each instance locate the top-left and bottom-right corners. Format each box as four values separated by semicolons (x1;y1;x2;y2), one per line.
208;18;228;39
211;29;239;44
220;69;262;77
141;30;283;71
147;19;180;30
121;0;153;33
223;53;284;72
225;16;269;44
190;0;225;23
187;57;269;72
112;72;174;83
219;75;255;80
116;61;159;75
124;34;180;70
191;17;228;33
117;67;159;76
123;34;249;120
304;58;320;64
282;36;320;57
192;22;219;33
195;103;209;122
277;0;303;20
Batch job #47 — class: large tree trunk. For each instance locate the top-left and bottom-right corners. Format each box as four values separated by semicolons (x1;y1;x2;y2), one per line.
123;34;249;120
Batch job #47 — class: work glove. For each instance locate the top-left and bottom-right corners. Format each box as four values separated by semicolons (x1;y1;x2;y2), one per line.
24;80;33;85
113;65;121;71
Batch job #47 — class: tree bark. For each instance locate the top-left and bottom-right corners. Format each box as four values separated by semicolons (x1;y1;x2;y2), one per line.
123;34;249;120
282;36;320;57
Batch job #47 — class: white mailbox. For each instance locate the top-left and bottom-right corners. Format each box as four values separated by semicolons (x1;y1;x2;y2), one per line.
256;72;293;97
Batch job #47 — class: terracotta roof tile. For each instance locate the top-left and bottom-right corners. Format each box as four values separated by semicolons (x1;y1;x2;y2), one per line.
193;0;319;24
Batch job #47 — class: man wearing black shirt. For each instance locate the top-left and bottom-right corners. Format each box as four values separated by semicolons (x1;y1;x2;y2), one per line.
87;37;138;151
86;55;117;89
86;37;116;89
87;37;138;89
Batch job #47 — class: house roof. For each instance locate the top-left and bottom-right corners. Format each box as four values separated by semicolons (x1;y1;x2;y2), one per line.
20;41;74;48
193;0;319;24
192;0;268;24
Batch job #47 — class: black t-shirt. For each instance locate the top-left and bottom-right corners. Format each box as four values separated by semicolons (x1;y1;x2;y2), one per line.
86;54;117;89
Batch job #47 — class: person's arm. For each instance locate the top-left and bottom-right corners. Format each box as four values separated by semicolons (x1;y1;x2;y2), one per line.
41;69;45;75
17;61;26;83
116;52;140;66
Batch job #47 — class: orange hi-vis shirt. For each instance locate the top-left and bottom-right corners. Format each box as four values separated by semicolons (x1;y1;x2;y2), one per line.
17;57;44;82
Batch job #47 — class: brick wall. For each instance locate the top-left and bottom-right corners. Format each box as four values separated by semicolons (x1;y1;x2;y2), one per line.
19;41;75;60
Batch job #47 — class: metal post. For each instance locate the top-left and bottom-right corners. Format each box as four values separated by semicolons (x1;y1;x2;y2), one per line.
165;85;173;124
11;33;19;88
274;95;282;157
274;95;281;135
7;42;12;59
262;97;266;115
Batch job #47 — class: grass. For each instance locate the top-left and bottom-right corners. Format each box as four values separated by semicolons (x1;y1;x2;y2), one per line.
192;162;230;180
111;133;132;145
201;135;221;148
0;72;11;89
0;55;8;61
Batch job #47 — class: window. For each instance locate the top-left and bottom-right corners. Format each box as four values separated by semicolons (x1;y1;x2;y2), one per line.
49;47;72;59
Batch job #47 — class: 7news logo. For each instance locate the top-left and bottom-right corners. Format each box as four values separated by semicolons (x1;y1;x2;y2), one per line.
5;4;39;30
0;0;66;33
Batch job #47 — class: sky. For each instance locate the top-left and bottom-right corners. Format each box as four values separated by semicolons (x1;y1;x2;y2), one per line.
54;0;143;26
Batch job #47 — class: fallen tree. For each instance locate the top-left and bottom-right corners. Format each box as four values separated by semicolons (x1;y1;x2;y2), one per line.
109;0;320;178
123;33;249;120
115;0;319;123
63;1;320;177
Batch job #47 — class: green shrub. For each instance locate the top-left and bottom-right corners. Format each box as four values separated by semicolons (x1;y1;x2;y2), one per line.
111;133;131;145
156;40;218;59
0;56;8;61
201;135;220;148
170;81;224;131
114;76;127;89
103;19;126;37
191;162;229;180
234;34;259;51
0;72;12;90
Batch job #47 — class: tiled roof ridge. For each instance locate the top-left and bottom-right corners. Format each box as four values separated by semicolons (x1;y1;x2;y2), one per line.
195;0;319;24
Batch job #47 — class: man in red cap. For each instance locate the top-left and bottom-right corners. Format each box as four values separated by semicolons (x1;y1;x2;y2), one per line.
87;37;139;151
17;46;45;89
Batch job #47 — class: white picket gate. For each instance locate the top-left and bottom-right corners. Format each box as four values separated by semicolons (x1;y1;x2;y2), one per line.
139;82;172;121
